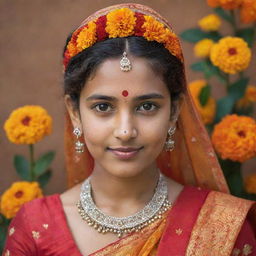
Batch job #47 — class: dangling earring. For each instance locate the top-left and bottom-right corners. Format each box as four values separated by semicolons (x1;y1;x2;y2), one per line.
73;127;84;153
165;126;176;151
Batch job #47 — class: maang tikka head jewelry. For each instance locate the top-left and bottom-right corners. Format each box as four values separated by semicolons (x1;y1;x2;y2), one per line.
73;127;85;153
120;52;132;72
165;126;176;151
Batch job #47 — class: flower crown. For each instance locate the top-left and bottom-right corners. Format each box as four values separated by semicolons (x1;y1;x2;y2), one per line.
63;8;183;70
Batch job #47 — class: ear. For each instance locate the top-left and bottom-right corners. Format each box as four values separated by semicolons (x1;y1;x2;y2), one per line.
169;97;182;127
64;95;82;129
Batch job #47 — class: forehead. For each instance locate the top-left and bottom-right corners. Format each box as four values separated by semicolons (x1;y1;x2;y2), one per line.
81;57;169;97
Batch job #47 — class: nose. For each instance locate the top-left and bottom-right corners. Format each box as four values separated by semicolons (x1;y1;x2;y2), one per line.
113;111;137;141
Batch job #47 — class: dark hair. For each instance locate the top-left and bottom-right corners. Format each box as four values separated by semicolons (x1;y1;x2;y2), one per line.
64;36;185;110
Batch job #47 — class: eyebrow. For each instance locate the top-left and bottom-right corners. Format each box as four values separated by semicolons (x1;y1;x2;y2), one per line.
86;93;164;101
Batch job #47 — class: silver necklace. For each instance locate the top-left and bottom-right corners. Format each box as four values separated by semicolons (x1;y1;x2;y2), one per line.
77;173;171;237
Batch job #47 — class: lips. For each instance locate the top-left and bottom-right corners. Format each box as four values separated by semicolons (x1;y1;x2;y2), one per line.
107;146;143;160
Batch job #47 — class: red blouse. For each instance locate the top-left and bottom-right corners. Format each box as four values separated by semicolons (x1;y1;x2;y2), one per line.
3;188;256;256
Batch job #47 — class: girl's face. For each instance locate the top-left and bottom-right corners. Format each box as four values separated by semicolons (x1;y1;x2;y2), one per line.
66;56;178;178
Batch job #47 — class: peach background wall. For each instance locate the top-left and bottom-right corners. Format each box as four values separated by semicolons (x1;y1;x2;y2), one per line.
1;0;255;195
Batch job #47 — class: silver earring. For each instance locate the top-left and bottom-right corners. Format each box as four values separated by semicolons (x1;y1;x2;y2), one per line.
165;126;176;151
120;52;132;72
73;127;84;153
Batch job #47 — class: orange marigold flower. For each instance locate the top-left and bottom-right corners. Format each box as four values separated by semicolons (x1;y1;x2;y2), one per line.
237;85;256;108
76;21;97;51
240;0;256;24
194;39;215;58
198;14;221;32
212;114;256;162
219;0;243;9
189;80;216;124
245;173;256;194
142;15;167;43
106;8;136;38
66;41;78;58
210;37;251;74
164;29;183;60
207;0;220;7
0;182;43;219
4;105;52;144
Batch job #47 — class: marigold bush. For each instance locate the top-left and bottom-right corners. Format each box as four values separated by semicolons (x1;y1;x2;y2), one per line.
4;105;52;144
189;80;216;124
207;0;243;9
210;37;251;74
240;0;256;24
245;173;256;194
194;39;214;58
212;114;256;162
0;182;43;219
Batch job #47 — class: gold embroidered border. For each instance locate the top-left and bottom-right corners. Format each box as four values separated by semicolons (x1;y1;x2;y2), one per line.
186;191;253;256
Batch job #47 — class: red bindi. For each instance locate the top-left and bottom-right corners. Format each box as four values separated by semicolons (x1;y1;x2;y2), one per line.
122;90;129;97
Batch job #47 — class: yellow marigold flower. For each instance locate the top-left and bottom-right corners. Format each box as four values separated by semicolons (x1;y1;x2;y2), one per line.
198;14;221;32
240;0;256;24
210;37;251;74
0;182;43;219
245;173;256;194
4;105;52;144
142;15;167;43
106;8;136;38
207;0;220;7
76;21;97;51
189;80;216;124
237;85;256;108
212;114;256;162
194;39;215;58
219;0;243;9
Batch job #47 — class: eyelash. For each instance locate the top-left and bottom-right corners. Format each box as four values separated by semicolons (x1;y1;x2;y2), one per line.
91;102;159;113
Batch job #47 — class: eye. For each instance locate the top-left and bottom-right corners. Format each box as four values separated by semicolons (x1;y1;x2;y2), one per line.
93;103;113;112
137;103;158;112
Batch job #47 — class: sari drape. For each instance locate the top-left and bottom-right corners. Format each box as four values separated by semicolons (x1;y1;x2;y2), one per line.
3;186;255;256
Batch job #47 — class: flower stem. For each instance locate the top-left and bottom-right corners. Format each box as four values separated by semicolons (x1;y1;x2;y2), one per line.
29;144;35;180
230;10;238;35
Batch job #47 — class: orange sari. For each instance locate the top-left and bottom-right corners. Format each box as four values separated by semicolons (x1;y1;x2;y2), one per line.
88;187;255;256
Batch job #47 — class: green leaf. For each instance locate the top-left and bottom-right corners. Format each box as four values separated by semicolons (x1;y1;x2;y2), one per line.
180;28;221;43
214;7;233;24
215;96;234;123
219;159;243;197
180;28;208;43
228;77;249;101
199;85;211;106
37;170;52;188
236;28;255;47
191;60;219;79
13;155;30;180
34;151;55;177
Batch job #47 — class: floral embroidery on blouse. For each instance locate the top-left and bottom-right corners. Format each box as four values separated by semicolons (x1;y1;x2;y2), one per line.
175;228;183;235
5;249;10;256
243;244;253;255
42;223;49;229
9;227;15;236
32;231;40;239
232;248;241;256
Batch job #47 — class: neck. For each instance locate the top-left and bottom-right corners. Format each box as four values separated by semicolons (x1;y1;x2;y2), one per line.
89;163;159;215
